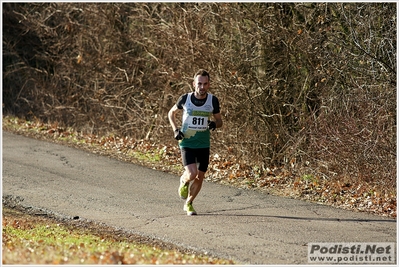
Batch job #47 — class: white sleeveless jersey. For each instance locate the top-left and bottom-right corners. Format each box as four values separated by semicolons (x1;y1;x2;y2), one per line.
180;93;214;148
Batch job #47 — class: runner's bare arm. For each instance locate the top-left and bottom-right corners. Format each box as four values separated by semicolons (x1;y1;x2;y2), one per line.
168;104;180;131
213;112;223;129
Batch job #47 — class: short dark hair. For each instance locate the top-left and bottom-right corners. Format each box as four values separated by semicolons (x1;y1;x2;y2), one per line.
194;69;210;81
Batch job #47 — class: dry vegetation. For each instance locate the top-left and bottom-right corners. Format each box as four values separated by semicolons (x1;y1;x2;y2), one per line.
2;2;396;217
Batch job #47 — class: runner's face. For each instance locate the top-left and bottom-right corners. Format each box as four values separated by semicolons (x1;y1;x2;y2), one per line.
193;75;210;98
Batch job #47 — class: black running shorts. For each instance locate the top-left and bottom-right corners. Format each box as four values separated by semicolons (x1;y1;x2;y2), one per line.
180;147;210;172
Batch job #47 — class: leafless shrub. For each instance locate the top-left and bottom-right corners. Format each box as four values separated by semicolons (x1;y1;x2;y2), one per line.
2;3;396;189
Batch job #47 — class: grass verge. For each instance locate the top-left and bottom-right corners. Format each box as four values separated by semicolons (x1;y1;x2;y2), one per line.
2;207;235;264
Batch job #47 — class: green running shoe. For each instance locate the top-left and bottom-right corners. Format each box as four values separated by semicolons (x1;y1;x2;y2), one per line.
184;202;197;216
178;180;189;200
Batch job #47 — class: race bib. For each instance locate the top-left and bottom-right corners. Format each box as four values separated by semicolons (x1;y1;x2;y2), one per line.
186;110;210;131
187;115;209;131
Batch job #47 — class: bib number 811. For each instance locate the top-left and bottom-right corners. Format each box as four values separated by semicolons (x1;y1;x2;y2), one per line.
192;117;206;126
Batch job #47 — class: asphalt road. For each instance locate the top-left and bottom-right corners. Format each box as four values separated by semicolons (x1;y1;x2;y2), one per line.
2;131;396;264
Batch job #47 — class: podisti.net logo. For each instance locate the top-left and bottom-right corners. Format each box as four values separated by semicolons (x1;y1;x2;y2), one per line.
308;242;395;264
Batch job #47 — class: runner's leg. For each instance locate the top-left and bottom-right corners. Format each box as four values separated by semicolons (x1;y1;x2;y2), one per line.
186;148;209;204
183;163;198;183
186;170;205;204
180;148;198;183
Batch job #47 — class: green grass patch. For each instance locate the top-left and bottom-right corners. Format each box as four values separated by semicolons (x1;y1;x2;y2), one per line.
2;207;235;264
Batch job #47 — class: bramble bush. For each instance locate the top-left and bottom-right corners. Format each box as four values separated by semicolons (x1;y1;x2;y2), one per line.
3;3;396;193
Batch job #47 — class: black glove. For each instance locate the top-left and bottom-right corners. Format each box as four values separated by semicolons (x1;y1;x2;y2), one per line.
174;129;184;140
208;121;216;131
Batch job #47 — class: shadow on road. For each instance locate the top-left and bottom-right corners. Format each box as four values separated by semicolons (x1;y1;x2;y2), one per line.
201;210;396;223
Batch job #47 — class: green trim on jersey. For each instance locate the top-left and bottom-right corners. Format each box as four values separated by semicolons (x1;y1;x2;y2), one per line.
179;129;211;148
